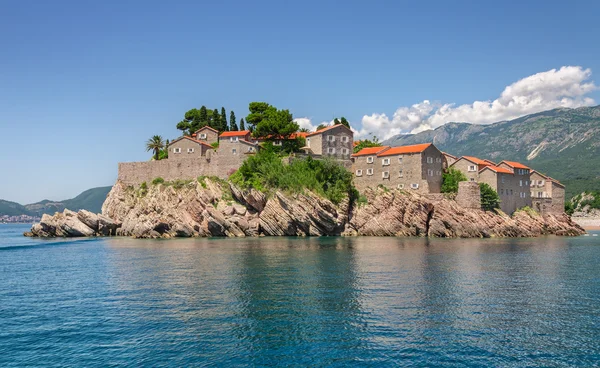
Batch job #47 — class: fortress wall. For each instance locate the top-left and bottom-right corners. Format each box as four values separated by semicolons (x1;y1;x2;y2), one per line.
118;156;226;185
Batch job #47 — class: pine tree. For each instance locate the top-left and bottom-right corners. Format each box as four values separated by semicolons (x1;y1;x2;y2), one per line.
211;108;220;130
199;106;208;125
240;118;245;130
230;111;238;131
220;107;228;132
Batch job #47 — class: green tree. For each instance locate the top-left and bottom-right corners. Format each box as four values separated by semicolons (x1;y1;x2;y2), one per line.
230;111;238;131
240;118;245;130
252;105;299;139
480;183;500;211
441;168;468;193
353;136;381;153
146;135;165;161
316;124;327;131
246;102;271;131
220;107;228;132
210;109;220;130
199;106;208;124
333;117;351;128
299;127;310;133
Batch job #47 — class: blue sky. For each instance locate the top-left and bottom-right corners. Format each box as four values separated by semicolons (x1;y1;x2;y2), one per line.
1;0;599;204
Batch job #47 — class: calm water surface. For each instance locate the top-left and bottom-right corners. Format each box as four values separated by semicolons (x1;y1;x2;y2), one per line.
1;224;599;367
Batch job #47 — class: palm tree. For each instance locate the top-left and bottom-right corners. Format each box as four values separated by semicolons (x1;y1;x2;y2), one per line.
146;135;164;160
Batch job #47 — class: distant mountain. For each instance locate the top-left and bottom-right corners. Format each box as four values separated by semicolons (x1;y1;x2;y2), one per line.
0;186;112;217
382;106;600;198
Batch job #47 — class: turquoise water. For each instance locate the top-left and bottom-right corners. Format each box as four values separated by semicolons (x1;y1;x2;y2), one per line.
1;224;599;367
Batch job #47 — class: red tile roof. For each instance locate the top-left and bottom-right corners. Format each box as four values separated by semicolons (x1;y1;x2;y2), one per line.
461;156;491;166
306;124;352;137
377;143;432;157
499;160;530;169
351;146;390;157
220;130;250;137
481;165;513;174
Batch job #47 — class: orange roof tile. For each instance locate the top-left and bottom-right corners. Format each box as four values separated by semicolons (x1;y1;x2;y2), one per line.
377;143;432;157
306;124;352;137
220;130;250;137
481;165;513;174
351;146;390;157
499;160;530;169
461;156;491;166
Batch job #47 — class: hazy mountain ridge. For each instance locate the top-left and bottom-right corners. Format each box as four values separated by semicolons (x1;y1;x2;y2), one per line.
383;106;600;198
0;187;112;217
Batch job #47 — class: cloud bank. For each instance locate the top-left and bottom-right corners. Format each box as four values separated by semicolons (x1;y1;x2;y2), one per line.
297;66;597;141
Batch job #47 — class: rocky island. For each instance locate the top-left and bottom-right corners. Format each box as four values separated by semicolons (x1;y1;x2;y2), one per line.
25;177;584;239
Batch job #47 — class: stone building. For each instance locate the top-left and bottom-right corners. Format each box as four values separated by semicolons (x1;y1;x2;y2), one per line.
442;152;458;169
450;156;492;182
352;143;444;194
497;160;532;210
530;170;565;214
218;130;259;174
478;164;520;214
168;136;215;160
303;124;353;160
192;126;219;145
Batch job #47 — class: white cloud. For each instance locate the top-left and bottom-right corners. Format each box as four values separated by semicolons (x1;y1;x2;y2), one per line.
355;66;597;140
293;118;336;132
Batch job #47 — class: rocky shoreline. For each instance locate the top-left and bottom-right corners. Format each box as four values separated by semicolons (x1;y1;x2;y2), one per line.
25;179;585;239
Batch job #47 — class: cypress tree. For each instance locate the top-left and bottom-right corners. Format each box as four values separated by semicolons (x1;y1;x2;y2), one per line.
230;111;238;131
240;118;245;130
199;106;208;125
220;107;228;132
211;108;220;130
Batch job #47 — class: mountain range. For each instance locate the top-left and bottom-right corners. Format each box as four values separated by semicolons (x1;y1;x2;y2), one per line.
382;106;600;198
0;187;112;217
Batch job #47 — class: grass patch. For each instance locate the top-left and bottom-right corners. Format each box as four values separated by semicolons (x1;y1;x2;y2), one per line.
152;177;165;185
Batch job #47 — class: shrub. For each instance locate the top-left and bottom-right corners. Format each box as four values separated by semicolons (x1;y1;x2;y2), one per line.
211;142;219;149
138;182;148;197
441;168;468;193
197;176;208;189
479;182;500;211
171;179;192;189
152;177;165;185
230;150;356;204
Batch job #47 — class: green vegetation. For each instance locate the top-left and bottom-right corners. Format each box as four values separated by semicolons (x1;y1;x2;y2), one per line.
246;102;299;139
356;195;369;207
516;206;539;217
479;183;500;211
229;111;238;131
239;118;246;130
567;191;600;215
197;176;208;189
353;137;382;153
146;135;165;161
441;168;468;193
333;117;350;129
230;149;356;204
176;105;236;135
152;177;165;185
138;182;148;197
211;141;219;149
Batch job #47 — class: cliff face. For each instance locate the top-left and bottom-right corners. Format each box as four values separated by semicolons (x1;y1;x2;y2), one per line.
26;179;585;238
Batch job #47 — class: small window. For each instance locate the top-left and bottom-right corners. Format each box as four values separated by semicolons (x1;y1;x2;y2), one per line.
230;137;239;143
382;158;390;166
410;183;419;189
525;180;529;186
436;157;442;163
382;171;390;179
173;148;181;153
510;189;513;195
232;148;237;155
306;138;310;147
327;135;336;142
397;184;404;189
501;175;505;183
187;148;194;153
367;156;374;163
428;169;433;176
366;168;374;176
538;180;544;185
327;147;336;154
501;189;504;195
355;169;363;177
436;170;441;176
342;136;349;143
200;133;207;139
470;178;474;182
398;156;403;163
427;157;433;164
274;140;282;146
468;165;477;172
398;170;403;177
341;148;349;155
248;147;254;152
519;180;523;187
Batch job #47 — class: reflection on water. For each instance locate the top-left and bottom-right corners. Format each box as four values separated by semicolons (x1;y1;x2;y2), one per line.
0;230;599;366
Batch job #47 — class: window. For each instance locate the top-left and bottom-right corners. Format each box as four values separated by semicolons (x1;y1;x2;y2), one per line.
428;169;433;176
397;184;404;189
327;147;336;154
342;136;349;143
398;170;403;177
519;180;523;187
510;189;513;195
232;148;237;155
501;189;504;195
274;140;282;146
382;171;390;179
366;168;374;176
306;138;310;147
200;133;207;139
248;147;254;152
436;170;441;176
341;148;349;155
367;156;374;164
230;137;239;142
398;156;403;163
410;183;419;189
468;165;477;172
173;148;181;153
525;180;528;186
538;192;542;198
538;180;544;186
187;148;194;153
436;157;442;163
470;178;475;182
427;157;433;164
355;169;363;177
501;175;505;184
382;158;390;166
327;135;336;142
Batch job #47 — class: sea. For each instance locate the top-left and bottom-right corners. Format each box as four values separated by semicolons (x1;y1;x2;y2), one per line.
1;223;599;367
